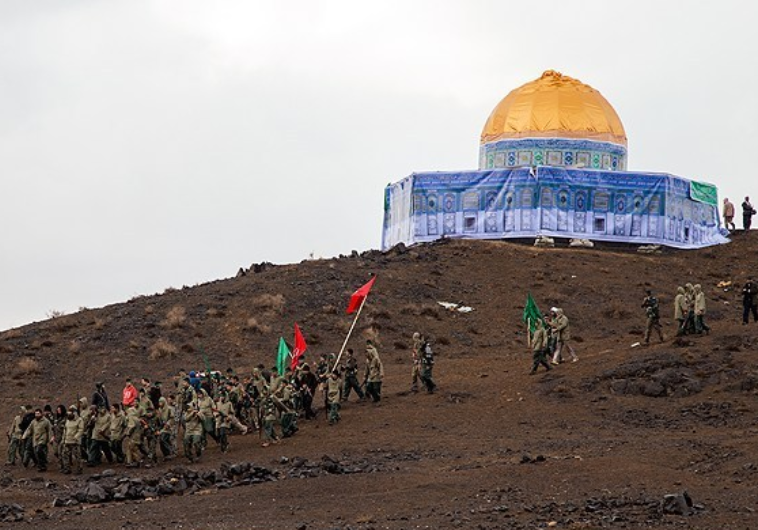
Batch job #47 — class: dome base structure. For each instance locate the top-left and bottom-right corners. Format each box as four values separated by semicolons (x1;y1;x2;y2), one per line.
382;167;727;251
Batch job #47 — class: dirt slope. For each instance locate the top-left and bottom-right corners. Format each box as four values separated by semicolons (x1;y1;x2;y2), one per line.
1;233;757;529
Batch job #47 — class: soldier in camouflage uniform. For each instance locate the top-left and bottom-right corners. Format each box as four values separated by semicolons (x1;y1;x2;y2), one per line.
411;332;423;393
642;289;664;344
124;405;143;467
529;318;552;374
326;371;342;425
419;339;437;393
5;406;26;466
341;349;365;402
213;392;233;453
259;387;279;447
109;404;126;464
141;408;160;465
25;409;52;472
183;405;205;463
60;406;84;474
87;405;114;466
157;397;176;460
278;382;299;438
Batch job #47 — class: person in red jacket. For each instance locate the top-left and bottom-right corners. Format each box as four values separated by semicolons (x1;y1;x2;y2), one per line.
122;378;138;407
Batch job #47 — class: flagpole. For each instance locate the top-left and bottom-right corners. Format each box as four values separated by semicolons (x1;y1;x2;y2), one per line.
331;295;368;372
527;317;531;349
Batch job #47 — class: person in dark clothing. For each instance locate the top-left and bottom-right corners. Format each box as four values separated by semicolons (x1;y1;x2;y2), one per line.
298;364;319;420
742;279;758;324
148;381;162;409
91;383;109;410
742;196;756;230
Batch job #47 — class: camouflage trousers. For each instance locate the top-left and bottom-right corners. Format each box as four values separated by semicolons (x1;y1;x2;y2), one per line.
644;317;664;343
328;402;341;424
6;436;19;465
124;437;142;465
60;442;82;474
281;412;298;438
183;434;202;462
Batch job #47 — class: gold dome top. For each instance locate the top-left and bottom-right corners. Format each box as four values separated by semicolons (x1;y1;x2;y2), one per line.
481;70;627;147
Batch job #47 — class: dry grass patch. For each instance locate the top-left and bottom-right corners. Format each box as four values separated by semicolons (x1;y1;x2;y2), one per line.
245;317;272;335
13;357;41;379
162;306;187;329
252;294;285;315
68;340;82;355
149;339;178;361
1;328;22;340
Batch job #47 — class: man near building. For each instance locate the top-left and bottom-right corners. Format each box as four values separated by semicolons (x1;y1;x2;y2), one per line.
722;198;735;231
742;196;756;230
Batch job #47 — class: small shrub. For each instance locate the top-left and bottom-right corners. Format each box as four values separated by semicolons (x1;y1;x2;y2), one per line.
144;305;155;315
93;318;106;330
47;309;66;319
206;307;225;318
163;306;187;329
252;294;285;315
69;340;82;354
149;339;178;361
129;340;141;350
13;357;40;378
246;317;272;335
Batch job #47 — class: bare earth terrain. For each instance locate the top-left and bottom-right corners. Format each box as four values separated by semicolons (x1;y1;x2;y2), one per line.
1;234;757;529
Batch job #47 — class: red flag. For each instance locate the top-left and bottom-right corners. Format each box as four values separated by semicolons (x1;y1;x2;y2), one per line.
290;323;307;369
347;276;376;314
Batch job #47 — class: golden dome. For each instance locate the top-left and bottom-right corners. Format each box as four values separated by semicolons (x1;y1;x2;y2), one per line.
481;70;627;147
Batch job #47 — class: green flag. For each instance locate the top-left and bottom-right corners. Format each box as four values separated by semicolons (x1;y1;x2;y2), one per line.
522;293;542;333
276;337;290;376
690;180;718;207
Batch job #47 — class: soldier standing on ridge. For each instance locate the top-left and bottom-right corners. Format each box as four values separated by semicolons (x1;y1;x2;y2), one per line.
642;289;664;344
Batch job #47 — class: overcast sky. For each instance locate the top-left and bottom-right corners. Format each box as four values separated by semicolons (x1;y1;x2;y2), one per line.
1;1;756;330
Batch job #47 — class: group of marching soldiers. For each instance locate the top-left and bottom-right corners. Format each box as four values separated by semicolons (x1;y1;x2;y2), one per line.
529;307;578;374
5;340;392;473
640;282;711;345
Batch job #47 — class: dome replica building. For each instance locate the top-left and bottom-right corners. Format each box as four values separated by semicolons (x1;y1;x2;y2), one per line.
382;70;726;250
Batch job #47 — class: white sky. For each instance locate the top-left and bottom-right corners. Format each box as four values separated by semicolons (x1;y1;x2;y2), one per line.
1;1;756;330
